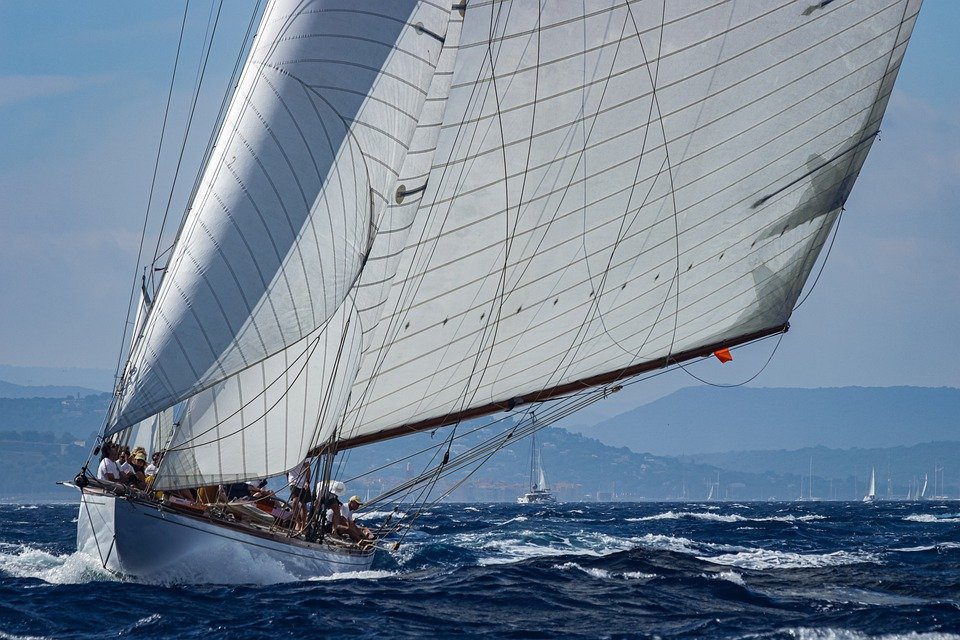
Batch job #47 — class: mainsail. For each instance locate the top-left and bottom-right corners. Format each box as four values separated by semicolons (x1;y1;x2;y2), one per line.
105;0;920;491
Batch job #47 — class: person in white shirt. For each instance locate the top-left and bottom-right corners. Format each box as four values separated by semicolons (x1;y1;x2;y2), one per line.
96;443;121;482
342;495;373;541
117;449;135;484
144;451;160;477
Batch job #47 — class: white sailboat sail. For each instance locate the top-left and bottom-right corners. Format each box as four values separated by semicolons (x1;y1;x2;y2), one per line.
108;0;451;432
864;467;877;502
536;449;548;493
104;0;921;493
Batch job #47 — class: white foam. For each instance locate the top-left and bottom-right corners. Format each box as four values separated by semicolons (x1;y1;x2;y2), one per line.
362;510;407;520
771;628;960;640
633;533;747;556
467;529;637;566
0;632;51;640
701;548;878;570
554;561;611;579
498;515;528;525
0;545;116;584
626;510;824;524
893;542;960;553
714;570;746;586
904;514;960;523
553;561;655;580
308;569;397;582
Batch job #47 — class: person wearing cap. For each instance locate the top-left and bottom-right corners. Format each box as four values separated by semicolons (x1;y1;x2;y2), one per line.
322;483;372;543
129;448;148;489
342;495;374;542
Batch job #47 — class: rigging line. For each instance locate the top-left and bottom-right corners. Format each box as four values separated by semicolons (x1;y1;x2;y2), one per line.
373;390;603;525
540;2;680;396
337;7;506;439
334;9;475;427
342;386;602;485
456;4;632;403
154;0;262;288
793;206;845;312
362;2;527;501
530;3;648;383
360;387;608;508
449;0;517;424
676;329;786;389
161;336;322;452
149;0;225;273
111;0;192;391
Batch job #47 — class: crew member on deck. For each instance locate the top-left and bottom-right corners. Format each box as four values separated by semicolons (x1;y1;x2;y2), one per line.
97;443;120;482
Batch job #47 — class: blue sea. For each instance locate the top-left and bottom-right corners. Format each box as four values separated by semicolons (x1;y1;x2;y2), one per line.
1;501;959;639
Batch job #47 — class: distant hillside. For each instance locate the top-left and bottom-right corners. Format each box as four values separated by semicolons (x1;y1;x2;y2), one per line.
0;379;103;399
688;441;960;500
0;393;110;436
0;365;112;392
585;386;960;455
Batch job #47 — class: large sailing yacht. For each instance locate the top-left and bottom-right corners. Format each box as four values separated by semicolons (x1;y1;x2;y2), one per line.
70;0;921;582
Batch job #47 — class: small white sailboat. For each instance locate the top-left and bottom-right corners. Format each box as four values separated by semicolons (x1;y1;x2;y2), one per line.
517;427;555;505
863;468;877;503
68;0;921;582
920;473;929;500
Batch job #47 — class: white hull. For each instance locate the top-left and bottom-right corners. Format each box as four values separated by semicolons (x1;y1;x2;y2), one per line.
517;490;556;504
77;488;374;583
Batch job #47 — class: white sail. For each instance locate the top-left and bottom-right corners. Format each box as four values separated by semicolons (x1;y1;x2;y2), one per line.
335;0;921;447
864;467;877;502
114;0;921;485
123;408;174;457
151;1;462;490
536;449;548;492
920;473;928;499
109;0;451;431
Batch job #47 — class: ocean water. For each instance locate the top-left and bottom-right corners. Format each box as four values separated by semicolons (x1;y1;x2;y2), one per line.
1;501;959;639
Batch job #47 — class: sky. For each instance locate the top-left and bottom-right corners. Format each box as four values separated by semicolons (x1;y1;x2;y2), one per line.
0;2;957;406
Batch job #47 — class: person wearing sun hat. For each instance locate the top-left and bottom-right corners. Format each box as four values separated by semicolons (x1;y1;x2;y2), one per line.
341;495;373;542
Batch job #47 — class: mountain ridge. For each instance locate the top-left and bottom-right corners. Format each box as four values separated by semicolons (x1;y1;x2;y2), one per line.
582;385;960;455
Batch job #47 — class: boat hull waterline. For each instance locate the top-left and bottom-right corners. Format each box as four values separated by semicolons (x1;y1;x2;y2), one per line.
517;490;556;504
76;488;374;583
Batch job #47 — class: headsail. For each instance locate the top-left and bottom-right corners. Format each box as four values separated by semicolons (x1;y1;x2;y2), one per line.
110;0;451;432
148;0;460;490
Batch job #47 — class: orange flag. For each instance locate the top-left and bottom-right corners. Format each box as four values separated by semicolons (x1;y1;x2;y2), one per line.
713;348;733;363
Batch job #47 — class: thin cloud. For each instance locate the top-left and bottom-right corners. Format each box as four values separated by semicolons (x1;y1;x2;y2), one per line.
0;74;110;107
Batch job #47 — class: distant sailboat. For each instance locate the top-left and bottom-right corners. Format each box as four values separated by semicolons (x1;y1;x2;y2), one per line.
863;468;877;503
920;473;929;500
517;426;555;505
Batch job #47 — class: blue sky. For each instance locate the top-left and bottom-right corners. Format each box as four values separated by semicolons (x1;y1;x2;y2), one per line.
0;1;957;401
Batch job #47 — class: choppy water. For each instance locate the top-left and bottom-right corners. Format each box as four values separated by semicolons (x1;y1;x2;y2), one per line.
2;501;959;639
